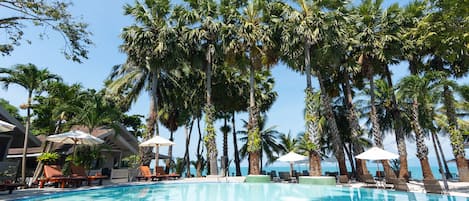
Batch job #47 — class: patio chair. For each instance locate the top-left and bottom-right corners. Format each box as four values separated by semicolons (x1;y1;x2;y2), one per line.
71;164;107;186
270;170;279;181
278;172;292;183
136;166;159;181
154;166;180;180
0;161;22;194
39;165;85;188
423;179;444;194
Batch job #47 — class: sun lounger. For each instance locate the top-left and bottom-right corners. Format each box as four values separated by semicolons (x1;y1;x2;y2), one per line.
39;165;86;188
154;166;180;180
136;166;159;181
71;165;107;186
0;161;21;194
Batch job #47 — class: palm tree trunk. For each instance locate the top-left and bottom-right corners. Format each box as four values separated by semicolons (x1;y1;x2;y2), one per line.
166;131;174;173
343;143;356;176
248;63;260;175
443;85;469;181
205;44;218;176
304;43;321;176
343;73;368;178
411;98;434;180
196;118;203;177
21;92;32;186
382;65;400;179
222;117;229;176
184;120;193;177
316;69;347;175
232;113;242;176
434;131;452;179
432;131;449;191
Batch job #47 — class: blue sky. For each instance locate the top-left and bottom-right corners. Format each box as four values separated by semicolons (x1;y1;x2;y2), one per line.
0;0;467;168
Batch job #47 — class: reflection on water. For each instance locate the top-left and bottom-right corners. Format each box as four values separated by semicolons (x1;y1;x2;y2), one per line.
20;183;467;201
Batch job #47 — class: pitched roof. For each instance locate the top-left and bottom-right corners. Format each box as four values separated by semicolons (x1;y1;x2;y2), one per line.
0;105;41;148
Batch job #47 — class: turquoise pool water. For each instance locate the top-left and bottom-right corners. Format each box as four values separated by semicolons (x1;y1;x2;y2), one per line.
15;183;466;201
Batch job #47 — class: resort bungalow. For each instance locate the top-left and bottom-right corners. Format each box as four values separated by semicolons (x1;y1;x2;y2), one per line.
0;105;42;163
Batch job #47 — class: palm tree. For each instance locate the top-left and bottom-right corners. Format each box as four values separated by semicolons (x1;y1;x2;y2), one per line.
397;74;436;180
353;0;401;178
239;115;282;173
0;63;61;185
280;0;325;177
108;0;182;165
225;0;278;175
175;0;224;175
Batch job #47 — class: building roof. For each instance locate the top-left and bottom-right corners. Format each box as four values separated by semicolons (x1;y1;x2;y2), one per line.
0;105;41;148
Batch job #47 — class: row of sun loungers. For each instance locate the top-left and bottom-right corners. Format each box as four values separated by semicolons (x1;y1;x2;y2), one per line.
136;166;180;181
38;165;107;188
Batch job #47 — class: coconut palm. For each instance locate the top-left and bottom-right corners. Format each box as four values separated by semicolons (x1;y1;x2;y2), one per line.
175;0;225;175
352;0;403;178
397;74;437;180
0;63;61;185
224;0;279;175
107;0;182;165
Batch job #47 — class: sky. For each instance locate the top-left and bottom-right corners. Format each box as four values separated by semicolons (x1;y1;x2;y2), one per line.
0;0;467;169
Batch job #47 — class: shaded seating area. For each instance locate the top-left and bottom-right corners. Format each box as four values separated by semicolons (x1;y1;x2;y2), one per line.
0;161;21;194
38;165;86;188
70;165;107;186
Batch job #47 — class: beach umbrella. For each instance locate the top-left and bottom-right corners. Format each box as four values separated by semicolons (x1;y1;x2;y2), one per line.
277;152;308;176
139;135;175;167
0;120;15;132
355;147;398;177
46;130;104;159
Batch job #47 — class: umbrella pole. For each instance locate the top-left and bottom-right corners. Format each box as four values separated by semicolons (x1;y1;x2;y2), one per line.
155;145;159;170
290;162;294;177
72;140;77;162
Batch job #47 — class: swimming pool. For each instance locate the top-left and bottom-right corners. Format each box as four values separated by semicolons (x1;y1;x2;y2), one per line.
14;183;466;201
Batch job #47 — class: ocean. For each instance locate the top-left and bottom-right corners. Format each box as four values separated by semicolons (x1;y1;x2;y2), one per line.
185;164;459;180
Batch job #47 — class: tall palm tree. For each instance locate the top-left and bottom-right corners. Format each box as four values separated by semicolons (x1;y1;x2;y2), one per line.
225;0;278;175
108;0;182;165
0;63;61;185
353;0;401;178
397;74;436;180
176;0;223;175
280;0;326;177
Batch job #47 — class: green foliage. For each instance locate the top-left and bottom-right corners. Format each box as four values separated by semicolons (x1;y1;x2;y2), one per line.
173;157;186;175
121;155;140;168
0;98;22;121
0;0;92;62
37;152;60;165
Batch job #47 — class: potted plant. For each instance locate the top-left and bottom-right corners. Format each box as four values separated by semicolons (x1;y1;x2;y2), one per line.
37;152;60;165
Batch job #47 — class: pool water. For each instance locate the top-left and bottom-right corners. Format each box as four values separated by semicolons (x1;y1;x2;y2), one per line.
15;183;466;201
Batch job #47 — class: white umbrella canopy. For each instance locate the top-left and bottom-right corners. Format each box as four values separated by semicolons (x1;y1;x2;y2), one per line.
0;120;15;132
355;147;399;160
139;135;175;167
278;152;308;162
278;152;308;176
46;130;104;145
139;136;175;147
46;130;104;160
355;147;398;177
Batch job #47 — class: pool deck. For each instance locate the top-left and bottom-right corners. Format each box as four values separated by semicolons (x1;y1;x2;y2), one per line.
1;177;469;200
